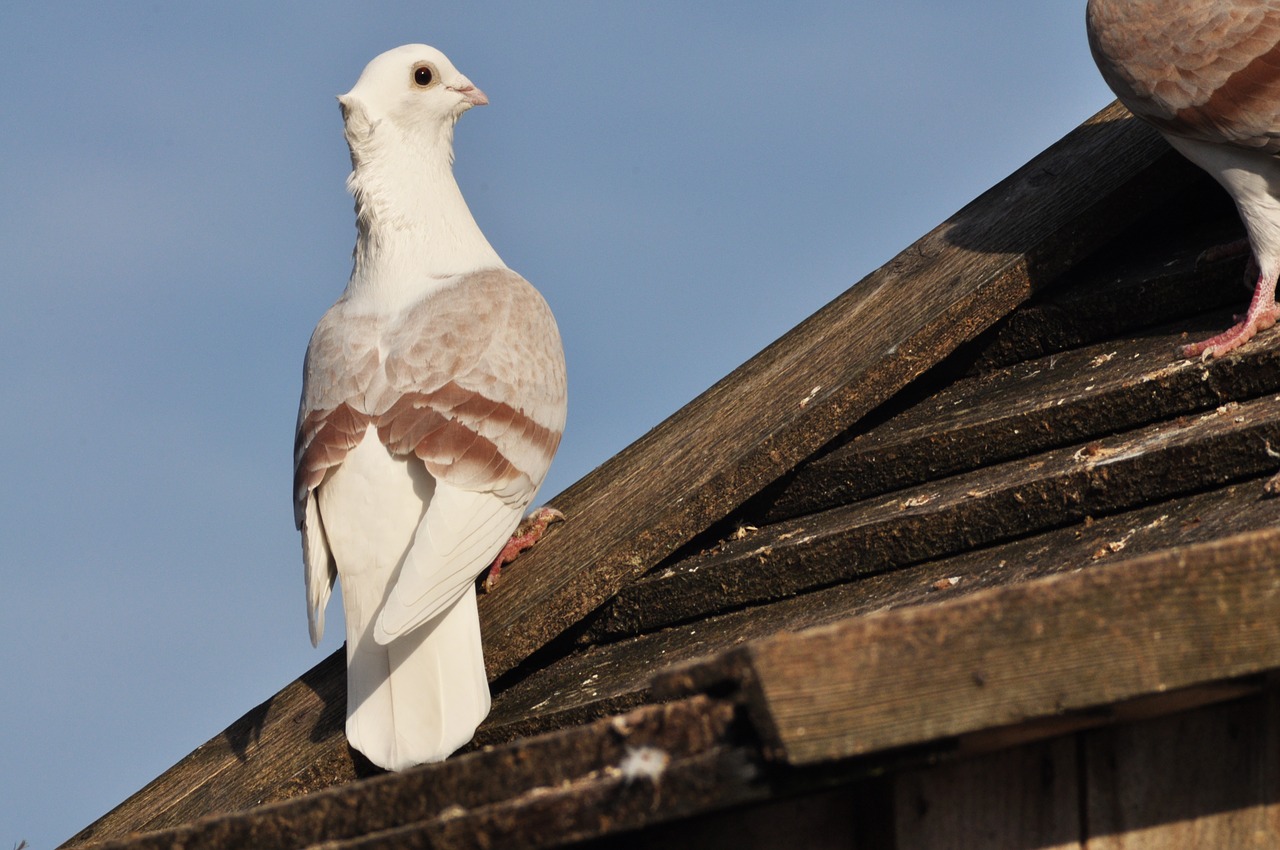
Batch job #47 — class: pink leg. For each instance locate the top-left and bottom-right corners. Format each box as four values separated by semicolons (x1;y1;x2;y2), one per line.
480;506;565;593
1180;270;1280;359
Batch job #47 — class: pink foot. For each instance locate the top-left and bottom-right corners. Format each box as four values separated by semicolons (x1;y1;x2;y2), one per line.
1180;270;1280;359
480;507;565;593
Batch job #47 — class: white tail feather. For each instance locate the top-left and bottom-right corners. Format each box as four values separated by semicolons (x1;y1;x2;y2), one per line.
345;587;490;770
303;492;336;647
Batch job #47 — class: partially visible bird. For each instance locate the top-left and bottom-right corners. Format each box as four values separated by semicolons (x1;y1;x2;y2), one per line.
293;44;567;771
1086;0;1280;358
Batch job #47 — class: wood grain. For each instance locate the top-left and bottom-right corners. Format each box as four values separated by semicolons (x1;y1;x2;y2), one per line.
762;323;1280;521
593;390;1280;637
71;697;747;850
1083;693;1280;847
729;527;1280;766
893;738;1082;850
488;480;1280;754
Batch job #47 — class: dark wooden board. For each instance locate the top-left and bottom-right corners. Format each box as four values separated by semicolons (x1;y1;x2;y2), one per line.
966;259;1247;377
492;481;1280;747
574;786;872;850
312;744;765;850
1082;692;1280;847
892;737;1082;850
718;528;1280;765
592;391;1280;636
71;697;746;850
760;323;1280;522
589;476;1280;645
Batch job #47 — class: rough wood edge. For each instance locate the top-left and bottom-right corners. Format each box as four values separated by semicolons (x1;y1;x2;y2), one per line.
728;527;1280;765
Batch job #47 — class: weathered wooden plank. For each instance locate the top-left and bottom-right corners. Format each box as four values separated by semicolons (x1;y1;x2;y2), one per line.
892;738;1082;850
310;745;767;850
71;697;744;850
497;482;1280;745
1083;693;1280;848
574;786;867;850
962;169;1247;374
591;392;1280;637
590;470;1280;646
760;323;1280;522
718;527;1280;766
475;104;1187;680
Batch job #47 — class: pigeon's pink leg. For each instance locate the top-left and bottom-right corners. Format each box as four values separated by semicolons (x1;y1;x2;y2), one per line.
480;507;565;593
1180;270;1280;359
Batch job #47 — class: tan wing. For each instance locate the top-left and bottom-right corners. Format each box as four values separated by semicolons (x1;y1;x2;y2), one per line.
373;267;567;503
293;311;381;526
293;310;381;643
293;267;566;642
1087;0;1280;151
294;267;565;514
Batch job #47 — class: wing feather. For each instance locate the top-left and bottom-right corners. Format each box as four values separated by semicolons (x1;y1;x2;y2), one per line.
293;266;567;640
1088;1;1280;151
375;268;566;501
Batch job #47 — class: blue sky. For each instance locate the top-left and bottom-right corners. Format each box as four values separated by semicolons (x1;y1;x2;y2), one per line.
0;4;1114;846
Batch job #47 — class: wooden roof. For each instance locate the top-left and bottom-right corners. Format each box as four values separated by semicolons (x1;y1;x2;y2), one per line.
64;102;1280;848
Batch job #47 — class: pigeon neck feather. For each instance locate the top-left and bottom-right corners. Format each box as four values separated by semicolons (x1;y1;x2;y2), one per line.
343;115;503;308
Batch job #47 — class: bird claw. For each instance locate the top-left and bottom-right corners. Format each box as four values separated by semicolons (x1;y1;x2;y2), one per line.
1178;280;1280;359
480;506;566;593
1179;307;1280;359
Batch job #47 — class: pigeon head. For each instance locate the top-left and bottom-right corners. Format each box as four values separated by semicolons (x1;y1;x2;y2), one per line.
338;44;487;154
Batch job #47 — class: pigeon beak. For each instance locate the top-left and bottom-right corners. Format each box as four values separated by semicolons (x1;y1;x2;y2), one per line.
451;84;489;107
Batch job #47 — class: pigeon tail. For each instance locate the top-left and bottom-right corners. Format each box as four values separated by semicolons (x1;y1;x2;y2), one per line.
345;587;490;770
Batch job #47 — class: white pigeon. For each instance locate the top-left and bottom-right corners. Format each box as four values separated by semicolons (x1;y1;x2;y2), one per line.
1087;0;1280;358
293;44;567;771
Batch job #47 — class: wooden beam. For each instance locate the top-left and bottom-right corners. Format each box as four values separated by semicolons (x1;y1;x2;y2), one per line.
892;738;1083;850
593;389;1280;637
964;167;1245;374
1082;692;1280;847
492;483;1280;752
712;527;1280;766
763;323;1280;521
71;697;749;850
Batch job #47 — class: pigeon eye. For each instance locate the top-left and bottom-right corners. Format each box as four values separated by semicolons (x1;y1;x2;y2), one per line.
413;66;434;87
